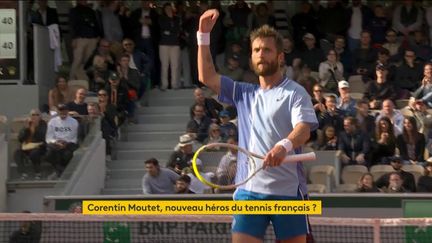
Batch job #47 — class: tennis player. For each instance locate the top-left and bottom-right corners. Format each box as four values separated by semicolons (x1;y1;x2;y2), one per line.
197;10;318;243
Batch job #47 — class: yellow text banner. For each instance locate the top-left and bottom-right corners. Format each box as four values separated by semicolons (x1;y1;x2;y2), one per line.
83;200;321;215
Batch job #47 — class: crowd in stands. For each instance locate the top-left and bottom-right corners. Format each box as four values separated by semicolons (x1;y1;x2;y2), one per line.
21;0;432;193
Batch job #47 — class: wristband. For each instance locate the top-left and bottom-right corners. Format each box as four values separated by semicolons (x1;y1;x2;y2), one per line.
276;138;293;153
197;31;210;46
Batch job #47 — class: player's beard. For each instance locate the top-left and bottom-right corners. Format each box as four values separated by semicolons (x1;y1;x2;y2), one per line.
253;59;279;76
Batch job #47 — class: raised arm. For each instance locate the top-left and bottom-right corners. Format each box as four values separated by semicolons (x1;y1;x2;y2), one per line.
197;10;221;94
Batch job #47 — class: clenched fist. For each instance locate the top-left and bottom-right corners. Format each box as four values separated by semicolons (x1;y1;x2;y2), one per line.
199;9;219;33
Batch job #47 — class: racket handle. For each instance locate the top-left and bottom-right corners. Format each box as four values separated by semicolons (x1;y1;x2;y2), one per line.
282;152;316;163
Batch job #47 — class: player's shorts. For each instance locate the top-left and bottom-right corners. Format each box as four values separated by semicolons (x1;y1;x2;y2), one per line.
232;188;309;240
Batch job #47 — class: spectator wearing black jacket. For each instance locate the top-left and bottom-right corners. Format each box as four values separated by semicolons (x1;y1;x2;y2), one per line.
376;156;416;192
338;116;371;167
364;63;397;110
346;0;373;51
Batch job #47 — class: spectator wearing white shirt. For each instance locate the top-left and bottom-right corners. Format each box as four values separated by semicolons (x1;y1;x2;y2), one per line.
45;104;79;179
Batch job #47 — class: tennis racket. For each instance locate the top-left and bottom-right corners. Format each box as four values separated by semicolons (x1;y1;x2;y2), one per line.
191;142;316;191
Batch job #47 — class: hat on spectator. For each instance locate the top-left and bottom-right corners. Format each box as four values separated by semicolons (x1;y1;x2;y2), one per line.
219;110;230;117
109;72;120;80
303;33;315;40
57;104;69;111
338;80;349;89
178;134;194;147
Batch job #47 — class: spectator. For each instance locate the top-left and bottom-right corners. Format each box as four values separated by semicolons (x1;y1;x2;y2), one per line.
296;64;318;95
69;0;102;80
382;172;407;193
319;95;344;133
216;159;237;194
377;156;416;192
352;30;377;80
337;81;357;117
216;136;238;178
312;84;326;117
175;175;194;194
317;125;338;151
48;76;73;115
375;99;404;136
300;33;325;72
402;100;432;135
369;117;396;166
84;39;116;91
105;72;130;122
382;29;402;63
31;0;59;26
394;49;423;95
364;63;397;110
218;110;237;141
412;63;432;108
333;36;352;75
219;54;244;81
187;104;212;144
224;41;249;70
355;99;376;139
225;0;251;45
392;0;423;38
396;116;425;165
183;159;213;194
45;104;79;179
167;134;196;175
375;47;396;82
67;88;88;116
366;4;391;45
142;158;179;194
97;89;124;128
14;109;47;180
346;0;373;51
116;54;141;104
190;88;223;122
248;2;275;31
291;1;318;48
355;173;380;192
282;35;301;71
88;102;116;156
101;0;123;58
409;30;432;62
338;116;370;166
417;159;432;192
204;123;223;146
319;49;344;93
159;3;181;90
9;220;41;243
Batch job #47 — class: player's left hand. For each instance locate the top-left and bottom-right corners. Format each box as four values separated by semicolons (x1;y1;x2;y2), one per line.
263;145;287;168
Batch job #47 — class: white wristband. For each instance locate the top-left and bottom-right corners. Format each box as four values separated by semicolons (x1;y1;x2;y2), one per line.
276;138;293;153
197;31;210;46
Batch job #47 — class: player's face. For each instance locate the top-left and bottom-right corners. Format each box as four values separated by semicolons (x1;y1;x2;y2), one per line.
251;37;282;77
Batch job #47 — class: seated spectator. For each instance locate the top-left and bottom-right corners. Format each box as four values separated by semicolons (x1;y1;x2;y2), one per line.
410;30;432;62
300;33;325;72
376;156;416;192
375;99;404;136
122;38;151;96
175;175;194;194
369;117;396;166
366;4;390;45
355;99;376;139
219;54;244;81
412;63;432;108
417;159;432;192
182;160;213;194
48;76;73;115
355;173;381;192
394;49;424;96
296;64;318;94
97;89;124;128
88;102;116;156
364;63;397;109
204;123;223;147
142;158;179;194
84;39;116;74
316;125;338;151
337;81;357;117
382;29;402;63
67;88;88;116
319;49;344;93
392;0;423;39
401;100;432;135
215;159;237;194
45;104;79;179
375;47;396;82
167;134;195;174
224;41;249;70
282;35;301;71
382;172;407;193
190;88;223;122
105;72;132;122
333;36;352;75
216;136;238;178
319;95;344;133
338;117;370;166
14;109;47;180
312;84;326;117
187;103;212;143
218;110;237;141
117;54;141;104
352;30;378;81
396;117;425;165
86;54;111;92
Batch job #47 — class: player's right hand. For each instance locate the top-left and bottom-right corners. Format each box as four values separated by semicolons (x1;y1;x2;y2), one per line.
198;9;219;33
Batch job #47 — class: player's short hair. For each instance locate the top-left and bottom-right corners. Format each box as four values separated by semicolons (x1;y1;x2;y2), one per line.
250;25;284;53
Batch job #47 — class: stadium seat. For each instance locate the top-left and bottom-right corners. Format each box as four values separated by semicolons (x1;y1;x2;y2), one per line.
400;107;414;117
370;165;395;181
68;80;89;90
402;164;425;184
10;117;27;133
307;184;326;193
348;75;365;93
341;165;368;184
335;184;358;193
395;99;409;109
350;92;363;101
309;165;335;192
